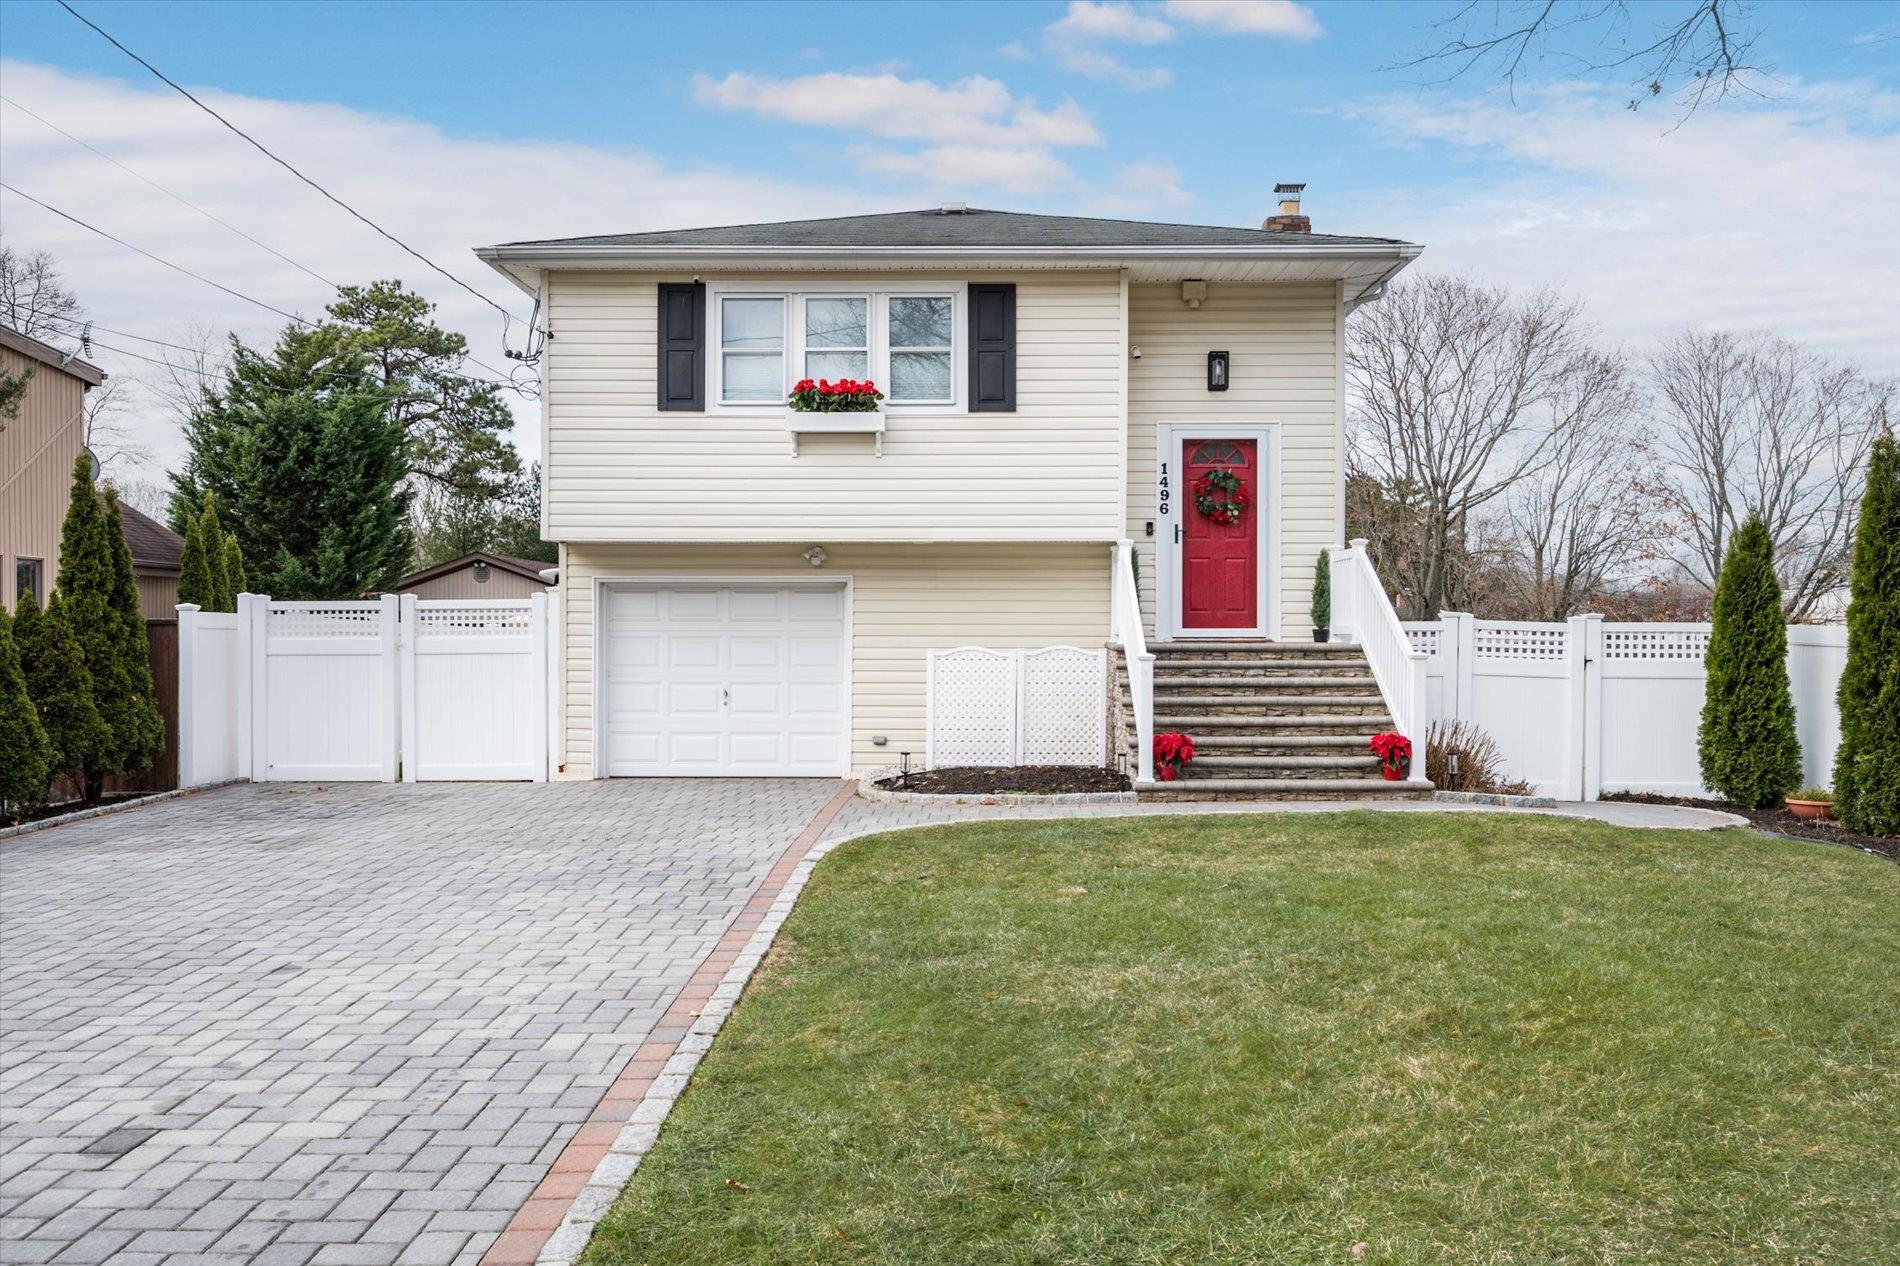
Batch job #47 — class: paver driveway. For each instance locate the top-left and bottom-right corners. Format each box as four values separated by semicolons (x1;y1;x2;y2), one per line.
0;779;844;1266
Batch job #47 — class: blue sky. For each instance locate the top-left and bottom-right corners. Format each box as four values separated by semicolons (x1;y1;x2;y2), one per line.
2;0;1897;479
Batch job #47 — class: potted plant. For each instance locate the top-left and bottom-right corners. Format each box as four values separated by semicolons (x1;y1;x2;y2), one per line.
789;377;884;412
1786;786;1835;821
1368;731;1412;781
1153;730;1196;782
1311;549;1331;643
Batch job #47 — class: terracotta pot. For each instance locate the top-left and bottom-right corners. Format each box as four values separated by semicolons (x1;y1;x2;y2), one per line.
1787;798;1834;821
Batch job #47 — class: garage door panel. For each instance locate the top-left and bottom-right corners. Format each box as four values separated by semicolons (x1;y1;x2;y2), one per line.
604;583;848;777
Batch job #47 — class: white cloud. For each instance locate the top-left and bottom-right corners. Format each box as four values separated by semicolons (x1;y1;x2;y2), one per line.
0;61;872;476
1043;1;1174;90
1162;0;1324;40
1337;84;1900;374
1051;1;1174;44
1085;160;1197;215
692;70;1101;188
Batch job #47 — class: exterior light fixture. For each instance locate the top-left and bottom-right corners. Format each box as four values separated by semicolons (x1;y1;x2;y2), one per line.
1207;350;1230;392
803;545;828;568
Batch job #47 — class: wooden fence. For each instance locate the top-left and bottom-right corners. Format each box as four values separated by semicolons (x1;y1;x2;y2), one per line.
50;618;179;803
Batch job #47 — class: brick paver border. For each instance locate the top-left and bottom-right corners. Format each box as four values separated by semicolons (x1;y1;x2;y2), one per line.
479;780;860;1266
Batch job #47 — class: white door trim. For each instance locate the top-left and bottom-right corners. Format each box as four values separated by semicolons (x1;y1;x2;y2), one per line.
591;574;854;778
1154;422;1282;642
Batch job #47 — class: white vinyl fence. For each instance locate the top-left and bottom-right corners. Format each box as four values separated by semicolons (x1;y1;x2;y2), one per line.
1405;612;1846;799
179;592;555;785
927;645;1107;767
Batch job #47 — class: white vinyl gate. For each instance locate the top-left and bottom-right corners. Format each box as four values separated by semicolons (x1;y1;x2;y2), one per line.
202;593;554;784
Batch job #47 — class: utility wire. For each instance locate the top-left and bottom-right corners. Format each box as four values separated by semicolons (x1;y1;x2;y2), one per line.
1;182;313;326
56;0;523;338
0;93;341;290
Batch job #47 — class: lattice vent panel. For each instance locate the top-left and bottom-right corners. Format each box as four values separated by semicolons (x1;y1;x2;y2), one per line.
1403;623;1442;656
1603;627;1710;661
269;604;382;639
1020;647;1106;766
1472;622;1568;660
417;604;533;636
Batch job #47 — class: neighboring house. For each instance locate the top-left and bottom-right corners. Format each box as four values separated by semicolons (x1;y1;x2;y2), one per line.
118;503;186;621
0;325;105;612
477;197;1421;781
391;551;555;600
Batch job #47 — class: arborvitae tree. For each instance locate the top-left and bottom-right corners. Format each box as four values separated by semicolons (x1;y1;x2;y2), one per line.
14;590;108;789
0;608;52;824
1311;549;1332;634
54;453;127;797
171;330;412;598
1698;514;1803;808
225;535;248;598
199;493;234;612
175;510;215;609
1833;431;1900;834
102;490;165;785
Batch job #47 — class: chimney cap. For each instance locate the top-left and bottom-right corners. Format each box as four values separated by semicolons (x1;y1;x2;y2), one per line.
1273;182;1306;195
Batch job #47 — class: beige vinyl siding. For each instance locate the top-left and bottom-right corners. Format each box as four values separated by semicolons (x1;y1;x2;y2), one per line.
557;542;1109;777
544;271;1124;542
135;570;180;621
1125;281;1343;639
398;567;550;601
0;344;88;611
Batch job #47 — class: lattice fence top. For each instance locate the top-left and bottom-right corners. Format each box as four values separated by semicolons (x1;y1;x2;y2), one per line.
1472;621;1568;660
268;604;383;638
1403;623;1442;656
1603;627;1711;661
416;604;534;636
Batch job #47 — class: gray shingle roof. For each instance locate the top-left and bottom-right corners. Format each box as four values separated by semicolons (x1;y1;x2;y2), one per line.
494;208;1410;251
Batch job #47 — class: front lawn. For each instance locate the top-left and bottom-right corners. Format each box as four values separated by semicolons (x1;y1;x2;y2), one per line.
584;814;1898;1265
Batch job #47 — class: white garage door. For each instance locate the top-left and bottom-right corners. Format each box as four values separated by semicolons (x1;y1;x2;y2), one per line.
603;583;849;776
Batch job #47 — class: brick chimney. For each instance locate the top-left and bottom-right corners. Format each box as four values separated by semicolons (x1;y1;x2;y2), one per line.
1262;181;1310;233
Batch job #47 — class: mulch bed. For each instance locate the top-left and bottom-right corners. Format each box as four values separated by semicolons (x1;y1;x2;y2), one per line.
881;766;1131;795
4;794;148;830
1602;792;1898;862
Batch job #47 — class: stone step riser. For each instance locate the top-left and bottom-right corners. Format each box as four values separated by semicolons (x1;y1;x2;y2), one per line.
1189;755;1382;771
1153;653;1368;667
1156;682;1377;698
1160;702;1387;719
1153;719;1393;737
1155;665;1376;679
1141;776;1434;802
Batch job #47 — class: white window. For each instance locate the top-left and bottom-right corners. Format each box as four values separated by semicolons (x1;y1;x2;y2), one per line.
709;285;963;409
720;296;784;403
887;296;954;403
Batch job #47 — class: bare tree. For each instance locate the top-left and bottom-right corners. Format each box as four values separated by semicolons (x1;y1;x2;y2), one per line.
81;376;151;475
1650;330;1890;619
1399;1;1765;118
1347;276;1595;619
1490;349;1662;618
145;321;227;430
0;239;85;344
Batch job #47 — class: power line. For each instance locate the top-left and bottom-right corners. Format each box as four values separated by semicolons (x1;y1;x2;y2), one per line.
56;0;523;339
0;92;341;290
1;181;314;327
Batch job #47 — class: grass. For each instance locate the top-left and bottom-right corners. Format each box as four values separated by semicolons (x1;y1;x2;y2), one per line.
582;813;1899;1265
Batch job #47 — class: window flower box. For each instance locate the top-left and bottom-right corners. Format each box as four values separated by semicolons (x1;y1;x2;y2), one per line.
785;378;887;456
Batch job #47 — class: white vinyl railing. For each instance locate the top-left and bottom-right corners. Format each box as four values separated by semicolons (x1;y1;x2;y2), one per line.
1111;539;1156;783
1330;538;1428;745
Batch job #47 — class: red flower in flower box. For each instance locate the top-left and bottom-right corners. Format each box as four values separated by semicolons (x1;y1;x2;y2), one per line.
789;377;884;413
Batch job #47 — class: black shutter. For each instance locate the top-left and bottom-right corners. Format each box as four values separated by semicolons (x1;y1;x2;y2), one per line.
968;283;1016;412
657;282;705;411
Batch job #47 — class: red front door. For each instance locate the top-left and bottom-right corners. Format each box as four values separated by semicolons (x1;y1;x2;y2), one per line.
1182;438;1258;630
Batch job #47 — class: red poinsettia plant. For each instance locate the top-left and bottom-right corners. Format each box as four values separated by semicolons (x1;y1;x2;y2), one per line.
1368;731;1412;781
789;377;884;413
1153;730;1196;782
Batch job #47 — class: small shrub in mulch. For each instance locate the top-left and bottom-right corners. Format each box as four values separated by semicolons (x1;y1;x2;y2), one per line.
1425;720;1535;796
1601;792;1898;863
879;766;1130;795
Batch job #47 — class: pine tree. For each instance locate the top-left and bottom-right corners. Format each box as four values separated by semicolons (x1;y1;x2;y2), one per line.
13;590;107;788
225;535;248;598
171;331;412;598
0;607;53;824
54;453;127;797
103;490;165;783
199;493;234;612
1833;431;1900;834
176;509;215;609
1698;514;1803;808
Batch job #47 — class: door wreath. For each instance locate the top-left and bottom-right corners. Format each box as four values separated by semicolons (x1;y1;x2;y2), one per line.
1192;467;1249;525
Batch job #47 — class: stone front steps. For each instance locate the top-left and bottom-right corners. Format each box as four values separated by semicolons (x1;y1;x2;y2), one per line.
1136;639;1432;802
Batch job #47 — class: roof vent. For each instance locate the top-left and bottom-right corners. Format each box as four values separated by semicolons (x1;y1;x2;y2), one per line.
1263;182;1310;234
937;202;970;215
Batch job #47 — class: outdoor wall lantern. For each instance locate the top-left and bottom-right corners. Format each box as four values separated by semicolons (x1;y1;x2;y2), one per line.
1207;350;1230;392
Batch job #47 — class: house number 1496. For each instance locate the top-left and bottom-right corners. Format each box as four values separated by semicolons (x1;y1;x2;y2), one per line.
1158;461;1170;515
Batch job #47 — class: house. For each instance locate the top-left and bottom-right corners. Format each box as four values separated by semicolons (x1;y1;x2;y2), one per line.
1;325;105;612
390;551;556;600
118;503;187;620
476;196;1424;789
